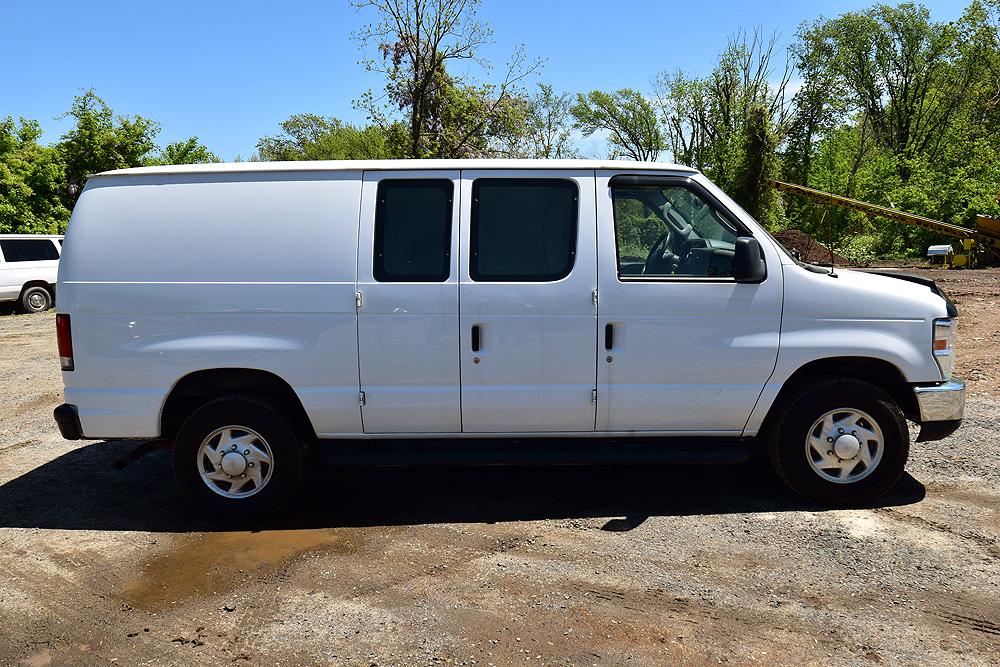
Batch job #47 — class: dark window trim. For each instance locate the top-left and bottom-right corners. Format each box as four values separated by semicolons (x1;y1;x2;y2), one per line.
608;175;762;284
373;179;454;283
470;178;579;283
0;238;61;263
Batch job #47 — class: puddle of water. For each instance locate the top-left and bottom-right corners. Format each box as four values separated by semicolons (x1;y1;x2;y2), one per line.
121;528;363;610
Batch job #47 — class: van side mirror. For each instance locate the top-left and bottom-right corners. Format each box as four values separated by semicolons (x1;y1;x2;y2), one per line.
733;236;766;283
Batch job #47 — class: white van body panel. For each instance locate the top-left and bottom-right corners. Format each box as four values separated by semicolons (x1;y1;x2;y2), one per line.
594;171;783;433
457;169;599;433
356;170;462;433
0;235;62;302
742;263;951;435
58;172;363;438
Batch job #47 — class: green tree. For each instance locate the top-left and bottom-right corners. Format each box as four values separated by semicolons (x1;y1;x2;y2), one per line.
570;89;664;161
58;89;160;200
794;4;976;181
157;137;221;165
353;0;540;158
655;30;792;188
500;84;579;158
257;114;404;160
0;117;71;233
783;1;1000;258
732;105;782;227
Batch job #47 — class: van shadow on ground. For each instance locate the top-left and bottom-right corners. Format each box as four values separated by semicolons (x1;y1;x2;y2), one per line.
0;440;925;533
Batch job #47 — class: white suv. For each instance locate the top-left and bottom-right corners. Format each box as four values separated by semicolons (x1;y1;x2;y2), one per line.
0;234;62;313
51;160;964;516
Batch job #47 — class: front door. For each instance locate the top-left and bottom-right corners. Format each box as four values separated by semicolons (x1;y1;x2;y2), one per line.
458;170;598;433
596;172;783;433
357;171;461;433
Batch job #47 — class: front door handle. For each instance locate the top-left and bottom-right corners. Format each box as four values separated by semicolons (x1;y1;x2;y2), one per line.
604;323;614;350
472;325;481;352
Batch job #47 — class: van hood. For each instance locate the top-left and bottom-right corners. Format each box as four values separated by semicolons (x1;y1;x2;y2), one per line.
781;264;956;323
859;270;958;317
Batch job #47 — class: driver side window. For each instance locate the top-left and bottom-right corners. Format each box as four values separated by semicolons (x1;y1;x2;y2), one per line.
612;183;739;278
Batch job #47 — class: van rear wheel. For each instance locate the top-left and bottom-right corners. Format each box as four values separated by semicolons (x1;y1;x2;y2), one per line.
172;395;302;517
19;285;53;313
766;377;909;506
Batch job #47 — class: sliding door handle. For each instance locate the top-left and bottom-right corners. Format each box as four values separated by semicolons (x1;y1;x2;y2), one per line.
472;325;481;352
604;323;614;350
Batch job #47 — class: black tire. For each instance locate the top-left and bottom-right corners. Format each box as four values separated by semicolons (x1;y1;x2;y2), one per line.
172;395;302;518
19;285;53;313
766;377;909;506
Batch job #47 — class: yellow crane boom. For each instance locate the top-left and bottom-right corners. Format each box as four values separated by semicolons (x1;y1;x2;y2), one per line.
765;180;980;239
765;179;1000;267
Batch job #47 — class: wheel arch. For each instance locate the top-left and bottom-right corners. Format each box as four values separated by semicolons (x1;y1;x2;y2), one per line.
20;280;54;293
762;357;919;431
160;368;317;442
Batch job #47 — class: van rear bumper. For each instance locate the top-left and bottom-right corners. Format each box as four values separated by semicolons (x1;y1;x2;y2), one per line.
53;403;84;440
913;379;965;442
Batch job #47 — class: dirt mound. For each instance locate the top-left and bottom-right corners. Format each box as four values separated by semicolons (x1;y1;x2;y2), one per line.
772;229;850;265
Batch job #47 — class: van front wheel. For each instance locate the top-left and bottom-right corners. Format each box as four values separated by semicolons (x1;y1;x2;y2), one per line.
172;395;302;517
766;378;909;506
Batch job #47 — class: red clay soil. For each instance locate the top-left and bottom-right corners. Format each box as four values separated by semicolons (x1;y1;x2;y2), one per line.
773;229;850;265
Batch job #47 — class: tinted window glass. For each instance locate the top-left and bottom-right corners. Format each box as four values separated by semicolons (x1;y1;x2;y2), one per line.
374;180;453;282
612;184;740;278
0;239;60;262
471;179;577;282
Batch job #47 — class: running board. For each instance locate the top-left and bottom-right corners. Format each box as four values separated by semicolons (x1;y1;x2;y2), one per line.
312;437;752;467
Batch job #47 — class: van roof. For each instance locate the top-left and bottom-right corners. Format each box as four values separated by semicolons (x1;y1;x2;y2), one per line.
95;159;698;178
0;234;64;239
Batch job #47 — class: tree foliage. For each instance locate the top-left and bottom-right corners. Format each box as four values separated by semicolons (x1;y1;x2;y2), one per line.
653;31;792;225
257;114;403;160
784;1;1000;256
59;89;160;199
353;0;539;158
157;137;221;165
0;118;70;233
571;89;664;161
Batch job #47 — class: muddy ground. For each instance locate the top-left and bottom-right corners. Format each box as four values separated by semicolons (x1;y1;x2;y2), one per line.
0;268;998;666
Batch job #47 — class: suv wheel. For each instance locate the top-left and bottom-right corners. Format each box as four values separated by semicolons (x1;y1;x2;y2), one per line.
766;377;909;506
19;285;53;313
172;395;302;517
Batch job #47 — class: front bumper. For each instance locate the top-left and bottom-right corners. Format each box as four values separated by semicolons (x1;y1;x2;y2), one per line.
913;379;965;442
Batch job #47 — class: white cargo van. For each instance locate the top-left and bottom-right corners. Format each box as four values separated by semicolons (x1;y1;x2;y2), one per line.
53;160;964;515
0;234;63;312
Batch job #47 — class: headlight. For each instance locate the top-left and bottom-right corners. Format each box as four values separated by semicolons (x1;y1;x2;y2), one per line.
933;318;955;380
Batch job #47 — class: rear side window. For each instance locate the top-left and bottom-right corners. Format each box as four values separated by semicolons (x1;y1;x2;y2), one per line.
0;239;60;262
374;180;453;282
470;179;578;282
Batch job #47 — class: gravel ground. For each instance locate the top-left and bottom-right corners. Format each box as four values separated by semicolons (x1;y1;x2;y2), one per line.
0;269;998;666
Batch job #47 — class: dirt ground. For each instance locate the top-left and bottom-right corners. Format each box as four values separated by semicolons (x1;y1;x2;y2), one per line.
0;268;998;667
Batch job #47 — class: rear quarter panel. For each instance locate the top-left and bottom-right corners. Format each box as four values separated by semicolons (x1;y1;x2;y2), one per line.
59;171;363;438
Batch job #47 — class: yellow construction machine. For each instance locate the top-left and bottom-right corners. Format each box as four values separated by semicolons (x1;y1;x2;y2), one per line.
766;179;1000;268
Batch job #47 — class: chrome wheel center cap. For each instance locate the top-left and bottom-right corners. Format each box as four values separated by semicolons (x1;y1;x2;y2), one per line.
220;451;248;475
834;434;861;460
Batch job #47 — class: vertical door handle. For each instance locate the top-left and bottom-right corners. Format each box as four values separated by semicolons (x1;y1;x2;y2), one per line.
472;325;481;352
604;323;614;350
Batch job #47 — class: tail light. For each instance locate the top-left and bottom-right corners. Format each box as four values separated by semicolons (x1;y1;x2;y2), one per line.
932;318;955;380
56;313;74;371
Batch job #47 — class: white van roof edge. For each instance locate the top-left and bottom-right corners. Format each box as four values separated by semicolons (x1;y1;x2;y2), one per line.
92;159;698;178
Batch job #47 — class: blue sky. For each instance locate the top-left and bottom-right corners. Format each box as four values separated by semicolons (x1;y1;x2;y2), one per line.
2;0;969;159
